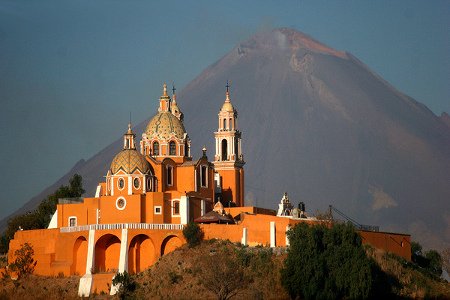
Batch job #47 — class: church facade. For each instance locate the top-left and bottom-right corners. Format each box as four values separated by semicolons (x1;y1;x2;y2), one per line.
7;83;411;296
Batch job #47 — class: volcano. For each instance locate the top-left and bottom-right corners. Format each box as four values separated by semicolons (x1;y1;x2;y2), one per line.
3;28;449;250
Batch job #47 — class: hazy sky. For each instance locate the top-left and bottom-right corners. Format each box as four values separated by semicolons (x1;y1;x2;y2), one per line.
0;0;449;221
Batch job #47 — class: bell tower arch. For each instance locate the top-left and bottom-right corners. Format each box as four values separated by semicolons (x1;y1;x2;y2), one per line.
213;82;245;206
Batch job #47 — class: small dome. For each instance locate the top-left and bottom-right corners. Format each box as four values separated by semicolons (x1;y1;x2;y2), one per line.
221;101;235;112
110;149;150;174
220;91;235;112
145;111;186;140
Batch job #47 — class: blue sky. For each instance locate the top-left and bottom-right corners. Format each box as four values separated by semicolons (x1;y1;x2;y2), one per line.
0;0;449;220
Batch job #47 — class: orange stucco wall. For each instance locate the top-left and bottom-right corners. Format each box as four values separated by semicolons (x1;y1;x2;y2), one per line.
358;230;411;261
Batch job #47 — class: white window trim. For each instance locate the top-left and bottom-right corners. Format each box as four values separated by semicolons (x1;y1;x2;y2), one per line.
116;197;127;210
171;199;180;217
68;216;77;227
117;177;125;191
154;206;162;215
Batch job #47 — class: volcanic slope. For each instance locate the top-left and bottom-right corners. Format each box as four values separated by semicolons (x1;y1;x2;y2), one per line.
3;28;449;250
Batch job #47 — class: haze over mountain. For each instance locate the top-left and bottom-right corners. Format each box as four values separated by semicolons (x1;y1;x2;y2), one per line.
2;28;449;250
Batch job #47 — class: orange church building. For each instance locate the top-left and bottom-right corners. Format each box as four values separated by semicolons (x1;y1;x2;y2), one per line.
8;83;410;296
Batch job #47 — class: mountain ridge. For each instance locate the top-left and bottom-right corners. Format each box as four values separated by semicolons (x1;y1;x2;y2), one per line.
2;28;449;251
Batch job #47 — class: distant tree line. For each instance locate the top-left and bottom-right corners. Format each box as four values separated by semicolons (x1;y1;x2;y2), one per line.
0;174;84;254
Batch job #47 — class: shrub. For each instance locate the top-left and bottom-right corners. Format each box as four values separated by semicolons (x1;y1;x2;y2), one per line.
9;243;37;279
281;223;376;299
182;222;203;247
112;271;137;300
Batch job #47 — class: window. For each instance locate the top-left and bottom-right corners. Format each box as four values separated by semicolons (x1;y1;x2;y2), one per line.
118;177;125;190
116;197;126;210
153;141;159;156
133;177;140;189
69;217;77;227
147;177;152;191
167;165;173;186
223;118;227;130
200;165;208;187
154;206;162;215
229;118;232;130
169;141;176;155
172;201;180;216
221;139;228;161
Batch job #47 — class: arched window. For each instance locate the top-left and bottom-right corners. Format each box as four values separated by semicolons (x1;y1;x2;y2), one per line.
169;141;176;156
167;165;173;186
221;139;228;161
223;118;227;130
229;118;232;130
153;141;159;156
200;165;208;187
172;200;180;216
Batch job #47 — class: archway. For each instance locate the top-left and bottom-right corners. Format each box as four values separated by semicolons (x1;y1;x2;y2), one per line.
161;235;183;255
221;139;228;161
128;234;156;274
72;236;88;275
94;234;121;273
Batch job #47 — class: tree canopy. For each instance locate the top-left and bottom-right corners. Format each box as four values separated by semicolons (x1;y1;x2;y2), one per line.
281;222;376;299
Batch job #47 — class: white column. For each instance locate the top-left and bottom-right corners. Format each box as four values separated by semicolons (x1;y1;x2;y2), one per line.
201;199;205;216
270;222;276;248
142;175;146;193
285;225;290;246
241;228;248;246
118;228;128;273
111;177;114;196
180;196;189;225
111;228;129;295
128;176;132;195
78;229;96;297
86;229;96;274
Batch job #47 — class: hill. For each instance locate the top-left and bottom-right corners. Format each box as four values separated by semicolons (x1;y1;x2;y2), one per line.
1;240;449;299
2;28;449;251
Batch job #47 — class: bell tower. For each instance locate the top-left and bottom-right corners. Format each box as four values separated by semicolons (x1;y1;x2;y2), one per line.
213;82;245;206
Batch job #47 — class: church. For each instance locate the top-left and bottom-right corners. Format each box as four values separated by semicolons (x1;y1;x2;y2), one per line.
7;83;411;296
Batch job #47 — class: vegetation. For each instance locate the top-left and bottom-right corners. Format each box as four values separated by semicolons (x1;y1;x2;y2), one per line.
411;241;443;277
182;222;203;247
112;271;138;300
0;174;84;254
194;245;248;300
442;247;450;275
281;222;378;299
7;242;37;279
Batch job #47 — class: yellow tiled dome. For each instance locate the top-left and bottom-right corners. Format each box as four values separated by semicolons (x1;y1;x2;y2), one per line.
110;149;150;174
145;111;186;140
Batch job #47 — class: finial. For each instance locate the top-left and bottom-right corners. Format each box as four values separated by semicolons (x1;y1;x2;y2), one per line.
127;112;132;133
202;146;207;157
163;83;168;96
225;80;231;102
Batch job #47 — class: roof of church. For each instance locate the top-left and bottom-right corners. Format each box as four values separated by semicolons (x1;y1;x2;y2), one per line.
145;111;186;140
110;149;150;174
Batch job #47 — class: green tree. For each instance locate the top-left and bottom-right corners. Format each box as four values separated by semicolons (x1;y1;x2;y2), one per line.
9;242;37;278
0;174;84;254
424;250;442;276
112;271;138;300
182;222;203;248
281;223;376;299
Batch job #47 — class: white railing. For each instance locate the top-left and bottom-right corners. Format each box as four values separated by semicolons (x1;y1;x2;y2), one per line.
60;223;184;233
